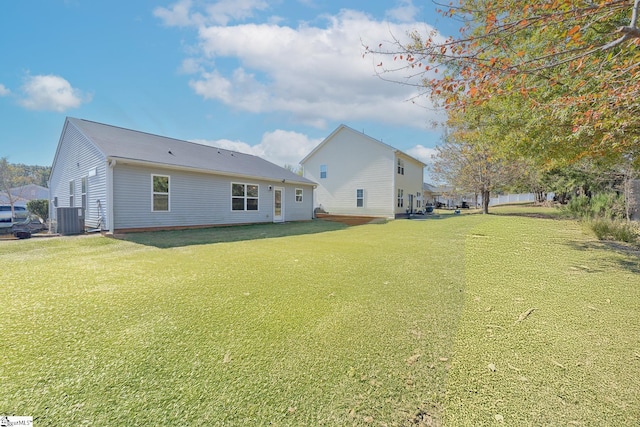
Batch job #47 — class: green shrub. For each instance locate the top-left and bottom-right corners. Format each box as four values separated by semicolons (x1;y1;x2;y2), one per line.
589;192;625;220
564;195;592;218
589;218;638;243
27;199;48;221
564;192;626;220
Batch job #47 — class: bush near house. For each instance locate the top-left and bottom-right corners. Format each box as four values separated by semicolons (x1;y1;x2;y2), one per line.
26;199;48;222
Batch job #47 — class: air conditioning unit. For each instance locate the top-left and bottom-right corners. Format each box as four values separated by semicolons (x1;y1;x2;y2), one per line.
56;207;85;235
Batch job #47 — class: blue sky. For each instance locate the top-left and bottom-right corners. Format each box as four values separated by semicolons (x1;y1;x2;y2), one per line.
0;0;458;172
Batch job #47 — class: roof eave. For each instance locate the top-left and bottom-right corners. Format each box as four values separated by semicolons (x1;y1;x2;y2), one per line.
107;156;316;186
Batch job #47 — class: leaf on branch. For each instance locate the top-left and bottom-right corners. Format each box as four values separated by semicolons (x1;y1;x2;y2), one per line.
567;25;580;36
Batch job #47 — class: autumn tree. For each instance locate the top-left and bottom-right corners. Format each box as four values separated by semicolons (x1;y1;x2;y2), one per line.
431;108;523;214
366;0;640;167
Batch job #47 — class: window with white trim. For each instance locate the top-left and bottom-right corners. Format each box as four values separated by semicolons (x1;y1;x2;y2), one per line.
356;188;364;207
232;183;259;211
320;164;327;179
397;188;404;208
152;175;170;212
81;176;88;210
295;188;303;203
69;180;75;207
397;158;405;175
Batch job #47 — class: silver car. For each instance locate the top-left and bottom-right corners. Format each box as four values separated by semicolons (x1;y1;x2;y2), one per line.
0;205;29;230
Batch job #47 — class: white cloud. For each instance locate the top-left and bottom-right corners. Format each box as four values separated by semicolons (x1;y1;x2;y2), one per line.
192;129;322;167
157;3;446;130
19;74;90;112
0;84;10;96
406;144;438;164
154;0;199;27
154;0;269;27
385;0;420;22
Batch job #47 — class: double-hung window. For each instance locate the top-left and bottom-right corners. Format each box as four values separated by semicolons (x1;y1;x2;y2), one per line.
69;180;75;207
356;189;364;207
397;188;404;208
320;164;327;179
397;158;405;175
81;177;87;211
295;188;303;203
232;183;259;211
152;175;170;211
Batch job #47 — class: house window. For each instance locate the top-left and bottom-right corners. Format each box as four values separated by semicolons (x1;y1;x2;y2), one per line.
397;188;404;208
232;183;259;211
397;158;405;175
81;177;87;210
320;164;327;179
356;189;364;207
69;180;75;207
152;175;170;212
295;188;303;203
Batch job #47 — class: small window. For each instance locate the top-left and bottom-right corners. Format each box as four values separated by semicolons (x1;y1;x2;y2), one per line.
232;183;259;211
356;189;364;208
320;164;327;179
397;188;404;208
152;175;170;212
81;176;88;210
397;158;405;175
295;188;303;203
69;180;75;207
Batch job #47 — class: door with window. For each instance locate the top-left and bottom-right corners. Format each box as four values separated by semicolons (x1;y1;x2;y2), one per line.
273;187;284;222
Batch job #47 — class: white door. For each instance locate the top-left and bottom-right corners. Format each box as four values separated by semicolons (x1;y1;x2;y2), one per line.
273;187;284;222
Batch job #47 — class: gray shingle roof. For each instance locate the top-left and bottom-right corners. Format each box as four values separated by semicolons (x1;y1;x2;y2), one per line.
68;117;315;185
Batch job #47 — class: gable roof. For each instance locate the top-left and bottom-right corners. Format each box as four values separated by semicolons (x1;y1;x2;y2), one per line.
65;117;315;186
300;124;426;167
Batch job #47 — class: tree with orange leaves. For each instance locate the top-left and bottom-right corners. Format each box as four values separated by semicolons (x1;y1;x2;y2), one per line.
366;0;640;167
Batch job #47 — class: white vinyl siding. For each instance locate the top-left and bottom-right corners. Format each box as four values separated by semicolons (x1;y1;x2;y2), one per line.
302;127;396;217
112;163;314;230
49;121;107;230
394;154;424;215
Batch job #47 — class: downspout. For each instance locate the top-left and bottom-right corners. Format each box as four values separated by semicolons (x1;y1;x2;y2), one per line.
107;158;116;234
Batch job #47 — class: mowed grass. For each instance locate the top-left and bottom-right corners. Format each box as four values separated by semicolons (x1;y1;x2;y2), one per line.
0;208;638;426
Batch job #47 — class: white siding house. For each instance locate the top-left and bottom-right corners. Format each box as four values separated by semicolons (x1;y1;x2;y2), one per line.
300;125;425;219
49;118;316;233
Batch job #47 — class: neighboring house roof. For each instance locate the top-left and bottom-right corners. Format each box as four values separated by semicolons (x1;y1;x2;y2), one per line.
0;184;49;205
300;124;426;167
64;117;315;186
423;182;439;193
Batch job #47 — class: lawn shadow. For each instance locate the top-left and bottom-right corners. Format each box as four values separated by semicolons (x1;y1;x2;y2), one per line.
565;240;640;275
117;219;356;248
491;211;565;220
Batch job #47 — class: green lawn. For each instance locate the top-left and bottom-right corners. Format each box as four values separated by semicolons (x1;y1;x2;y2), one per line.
1;208;638;426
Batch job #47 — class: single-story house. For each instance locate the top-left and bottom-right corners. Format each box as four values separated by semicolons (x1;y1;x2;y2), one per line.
300;124;425;219
48;117;316;233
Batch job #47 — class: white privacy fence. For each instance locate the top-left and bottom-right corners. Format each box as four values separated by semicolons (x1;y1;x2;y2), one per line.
486;192;555;206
